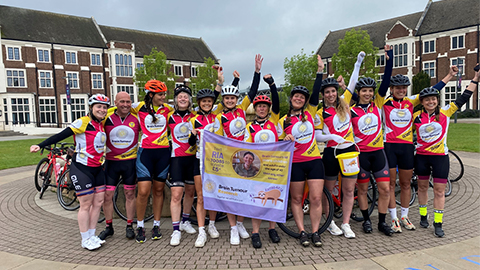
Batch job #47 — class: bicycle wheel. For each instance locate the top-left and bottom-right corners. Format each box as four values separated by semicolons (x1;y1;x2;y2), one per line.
57;169;80;211
39;165;53;199
113;178;154;222
351;176;377;222
34;158;50;192
277;186;334;238
448;150;464;182
395;177;416;206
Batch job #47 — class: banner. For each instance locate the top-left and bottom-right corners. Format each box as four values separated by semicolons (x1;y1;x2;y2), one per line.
201;131;294;223
66;84;71;105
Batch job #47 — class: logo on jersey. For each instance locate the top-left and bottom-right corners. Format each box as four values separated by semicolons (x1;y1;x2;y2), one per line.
255;129;276;143
291;121;313;144
358;114;379;135
144;114;167;133
173;122;191;143
333;114;350;133
229;118;246;137
419;122;442;142
110;126;135;149
205;120;220;133
390;108;411;128
94;132;106;153
129;122;135;128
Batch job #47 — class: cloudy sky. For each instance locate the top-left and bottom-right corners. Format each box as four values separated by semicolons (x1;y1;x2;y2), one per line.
3;0;429;88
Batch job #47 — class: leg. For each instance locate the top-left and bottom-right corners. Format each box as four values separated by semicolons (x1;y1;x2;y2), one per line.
78;194;94;233
194;175;206;228
356;182;369;212
289;181;306;233
124;187;136;222
388;168;397;209
251;219;262;234
306;179;324;233
103;189;114;221
340;177;357;225
151;180;165;221
322;179;336;217
398;169;413;208
136;181;152;222
376;182;390;214
88;191;105;230
183;184;195;216
170;186;183;224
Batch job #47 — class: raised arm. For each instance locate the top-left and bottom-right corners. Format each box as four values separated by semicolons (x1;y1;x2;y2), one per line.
246;54;263;102
214;66;224;94
263;74;279;114
453;64;479;108
378;45;393;97
346;51;365;94
310;55;324;106
433;65;459;91
232;70;240;87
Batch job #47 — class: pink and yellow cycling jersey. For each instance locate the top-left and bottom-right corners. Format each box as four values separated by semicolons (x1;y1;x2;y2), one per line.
191;112;220;158
413;102;458;156
214;97;251;141
103;110;140;161
350;92;385;152
131;101;173;149
381;94;420;144
69;116;106;167
168;111;197;157
245;112;281;143
315;91;354;148
279;104;321;163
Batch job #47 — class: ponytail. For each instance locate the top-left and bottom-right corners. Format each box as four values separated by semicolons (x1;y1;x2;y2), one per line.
144;93;158;123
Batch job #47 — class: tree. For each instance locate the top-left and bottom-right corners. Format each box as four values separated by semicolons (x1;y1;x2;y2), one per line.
134;48;175;101
190;57;217;95
331;28;379;84
283;49;318;95
412;71;431;112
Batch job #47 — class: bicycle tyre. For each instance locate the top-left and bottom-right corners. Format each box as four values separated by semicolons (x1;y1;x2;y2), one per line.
39;165;53;199
277;186;334;238
351;176;377;222
113;178;154;222
448;150;464;182
57;169;80;211
34;158;50;192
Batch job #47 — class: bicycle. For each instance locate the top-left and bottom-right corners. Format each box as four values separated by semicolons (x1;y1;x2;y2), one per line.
447;149;464;182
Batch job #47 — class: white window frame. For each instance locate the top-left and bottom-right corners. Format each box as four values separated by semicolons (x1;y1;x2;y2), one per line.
37;48;51;63
6;46;21;61
39;97;57;125
90;53;102;66
376;73;384;85
6;69;27;88
450;57;465;76
116;85;135;102
91;73;103;89
174;65;183;76
451;34;465;50
61;95;88;123
65;51;78;64
393;43;408;68
10;96;32;125
175;82;183;88
423;39;435;54
115;53;133;77
423;61;436;78
66;72;80;89
38;70;53;88
191;66;198;77
376;54;385;67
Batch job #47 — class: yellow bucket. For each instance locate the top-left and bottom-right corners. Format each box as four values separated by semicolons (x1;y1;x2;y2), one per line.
334;143;360;176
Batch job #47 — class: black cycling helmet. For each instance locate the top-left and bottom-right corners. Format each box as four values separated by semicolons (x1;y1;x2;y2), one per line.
196;88;215;100
290;85;310;100
356;77;377;90
390;74;411;86
174;85;192;97
419;87;439;100
320;77;339;93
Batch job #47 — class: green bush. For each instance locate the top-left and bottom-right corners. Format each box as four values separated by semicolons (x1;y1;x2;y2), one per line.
457;109;480;118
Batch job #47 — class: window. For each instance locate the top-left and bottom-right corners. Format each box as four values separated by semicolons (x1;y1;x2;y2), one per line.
65;51;77;64
423;40;435;54
37;49;50;62
451;57;465;75
115;54;133;77
6;46;21;61
66;72;79;89
3;99;8;125
393;43;408;68
191;66;198;77
376;55;385;67
174;65;183;76
451;35;465;50
39;98;56;124
91;73;103;89
91;53;101;66
175;82;183;88
423;61;435;78
376;74;384;85
444;86;461;106
136;63;144;70
63;97;87;123
11;98;30;124
39;71;53;88
117;85;134;102
6;69;26;87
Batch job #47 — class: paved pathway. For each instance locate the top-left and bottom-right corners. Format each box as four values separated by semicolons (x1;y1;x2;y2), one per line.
0;151;479;269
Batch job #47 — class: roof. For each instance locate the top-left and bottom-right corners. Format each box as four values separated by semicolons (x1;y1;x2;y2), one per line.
100;25;218;63
416;0;480;35
0;5;106;47
317;12;423;58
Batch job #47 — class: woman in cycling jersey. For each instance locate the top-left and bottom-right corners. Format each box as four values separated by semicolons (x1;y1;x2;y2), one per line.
413;65;479;237
315;52;364;239
280;55;324;247
30;94;110;251
244;74;282;249
214;54;262;245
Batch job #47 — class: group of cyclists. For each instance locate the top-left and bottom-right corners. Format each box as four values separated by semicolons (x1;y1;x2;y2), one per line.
30;48;479;251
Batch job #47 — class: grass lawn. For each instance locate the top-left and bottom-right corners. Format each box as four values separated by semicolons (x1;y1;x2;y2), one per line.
447;123;480;153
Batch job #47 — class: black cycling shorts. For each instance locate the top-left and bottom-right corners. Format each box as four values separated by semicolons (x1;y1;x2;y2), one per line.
193;158;201;177
414;154;449;181
384;143;414;170
290;159;325;182
358;149;390;183
169;156;195;187
69;160;105;197
136;147;170;182
322;145;358;180
105;159;136;189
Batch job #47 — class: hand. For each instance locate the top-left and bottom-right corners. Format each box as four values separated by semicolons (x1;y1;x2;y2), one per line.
474;63;480;80
317;55;324;72
255;54;263;73
384;45;392;60
191;129;198;136
30;145;40;153
263;74;274;85
337;75;346;90
331;134;346;144
283;134;295;142
217;66;224;84
449;65;459;76
233;70;240;78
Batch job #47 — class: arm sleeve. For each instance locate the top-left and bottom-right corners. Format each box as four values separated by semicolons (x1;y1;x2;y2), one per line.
232;77;239;87
309;73;323;106
270;83;280;114
247;72;260;102
378;50;394;97
188;132;197;146
213;90;220;103
432;81;446;91
37;128;74;149
346;52;365;94
453;90;473;109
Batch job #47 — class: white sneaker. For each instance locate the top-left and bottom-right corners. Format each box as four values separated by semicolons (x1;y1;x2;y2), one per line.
340;223;356;239
327;220;343;236
208;224;220;239
81;238;101;250
230;227;240;245
170;230;181;246
195;232;207;248
91;235;105;245
180;220;197;234
237;223;249;239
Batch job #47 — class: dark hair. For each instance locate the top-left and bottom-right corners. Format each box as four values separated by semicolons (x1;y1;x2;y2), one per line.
144;92;158;123
243;151;255;160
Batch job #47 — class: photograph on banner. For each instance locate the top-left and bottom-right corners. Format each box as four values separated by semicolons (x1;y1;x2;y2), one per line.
201;131;294;223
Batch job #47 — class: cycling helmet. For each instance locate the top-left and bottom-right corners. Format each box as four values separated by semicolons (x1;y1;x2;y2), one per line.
320;77;339;93
221;85;239;97
253;95;272;107
145;80;167;93
290;85;310;100
419;87;439;99
356;77;377;90
174;85;192;97
88;94;110;106
390;74;411;86
196;88;215;100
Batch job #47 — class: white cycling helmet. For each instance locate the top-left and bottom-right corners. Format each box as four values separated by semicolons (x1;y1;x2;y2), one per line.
221;85;239;97
88;94;110;106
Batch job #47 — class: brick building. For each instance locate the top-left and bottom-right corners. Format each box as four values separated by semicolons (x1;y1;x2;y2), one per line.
317;0;479;110
0;5;218;130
